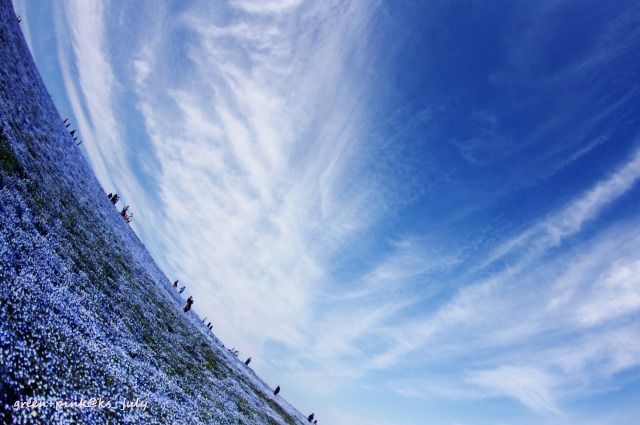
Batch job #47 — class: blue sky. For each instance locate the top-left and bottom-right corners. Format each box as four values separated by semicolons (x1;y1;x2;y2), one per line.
13;0;640;423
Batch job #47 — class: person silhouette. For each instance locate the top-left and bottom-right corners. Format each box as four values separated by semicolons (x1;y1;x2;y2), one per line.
183;296;194;312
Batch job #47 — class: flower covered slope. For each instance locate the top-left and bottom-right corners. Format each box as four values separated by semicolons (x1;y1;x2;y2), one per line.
0;1;306;424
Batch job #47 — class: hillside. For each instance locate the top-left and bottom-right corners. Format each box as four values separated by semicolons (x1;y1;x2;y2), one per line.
0;1;309;424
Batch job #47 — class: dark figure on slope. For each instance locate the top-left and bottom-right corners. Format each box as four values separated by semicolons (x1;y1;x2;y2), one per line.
111;194;119;204
120;205;129;216
183;296;194;312
273;385;280;396
307;413;314;422
173;280;178;289
179;286;185;294
245;357;251;365
108;193;113;200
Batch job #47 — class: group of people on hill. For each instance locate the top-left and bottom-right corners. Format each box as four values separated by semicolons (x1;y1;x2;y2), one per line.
172;280;196;318
228;349;253;368
108;193;120;204
63;117;82;146
107;193;133;222
173;280;193;311
173;280;186;294
120;205;133;222
202;317;214;330
174;279;319;421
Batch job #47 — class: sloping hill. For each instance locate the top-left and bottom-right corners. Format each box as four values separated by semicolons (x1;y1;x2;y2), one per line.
0;1;307;423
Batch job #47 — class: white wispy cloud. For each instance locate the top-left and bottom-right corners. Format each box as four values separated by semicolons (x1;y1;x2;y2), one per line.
482;147;640;268
571;259;640;327
118;1;385;367
51;0;149;218
413;245;638;413
335;148;640;412
227;138;640;414
12;0;32;51
467;366;561;414
230;0;304;15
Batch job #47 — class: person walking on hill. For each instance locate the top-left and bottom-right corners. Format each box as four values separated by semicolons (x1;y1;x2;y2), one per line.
183;296;194;312
273;385;280;396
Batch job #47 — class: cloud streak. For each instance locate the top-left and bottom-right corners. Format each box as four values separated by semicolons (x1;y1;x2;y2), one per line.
55;1;121;187
482;147;640;269
108;1;388;370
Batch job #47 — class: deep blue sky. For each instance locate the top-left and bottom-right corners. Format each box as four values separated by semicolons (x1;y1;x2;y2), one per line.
14;0;640;423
